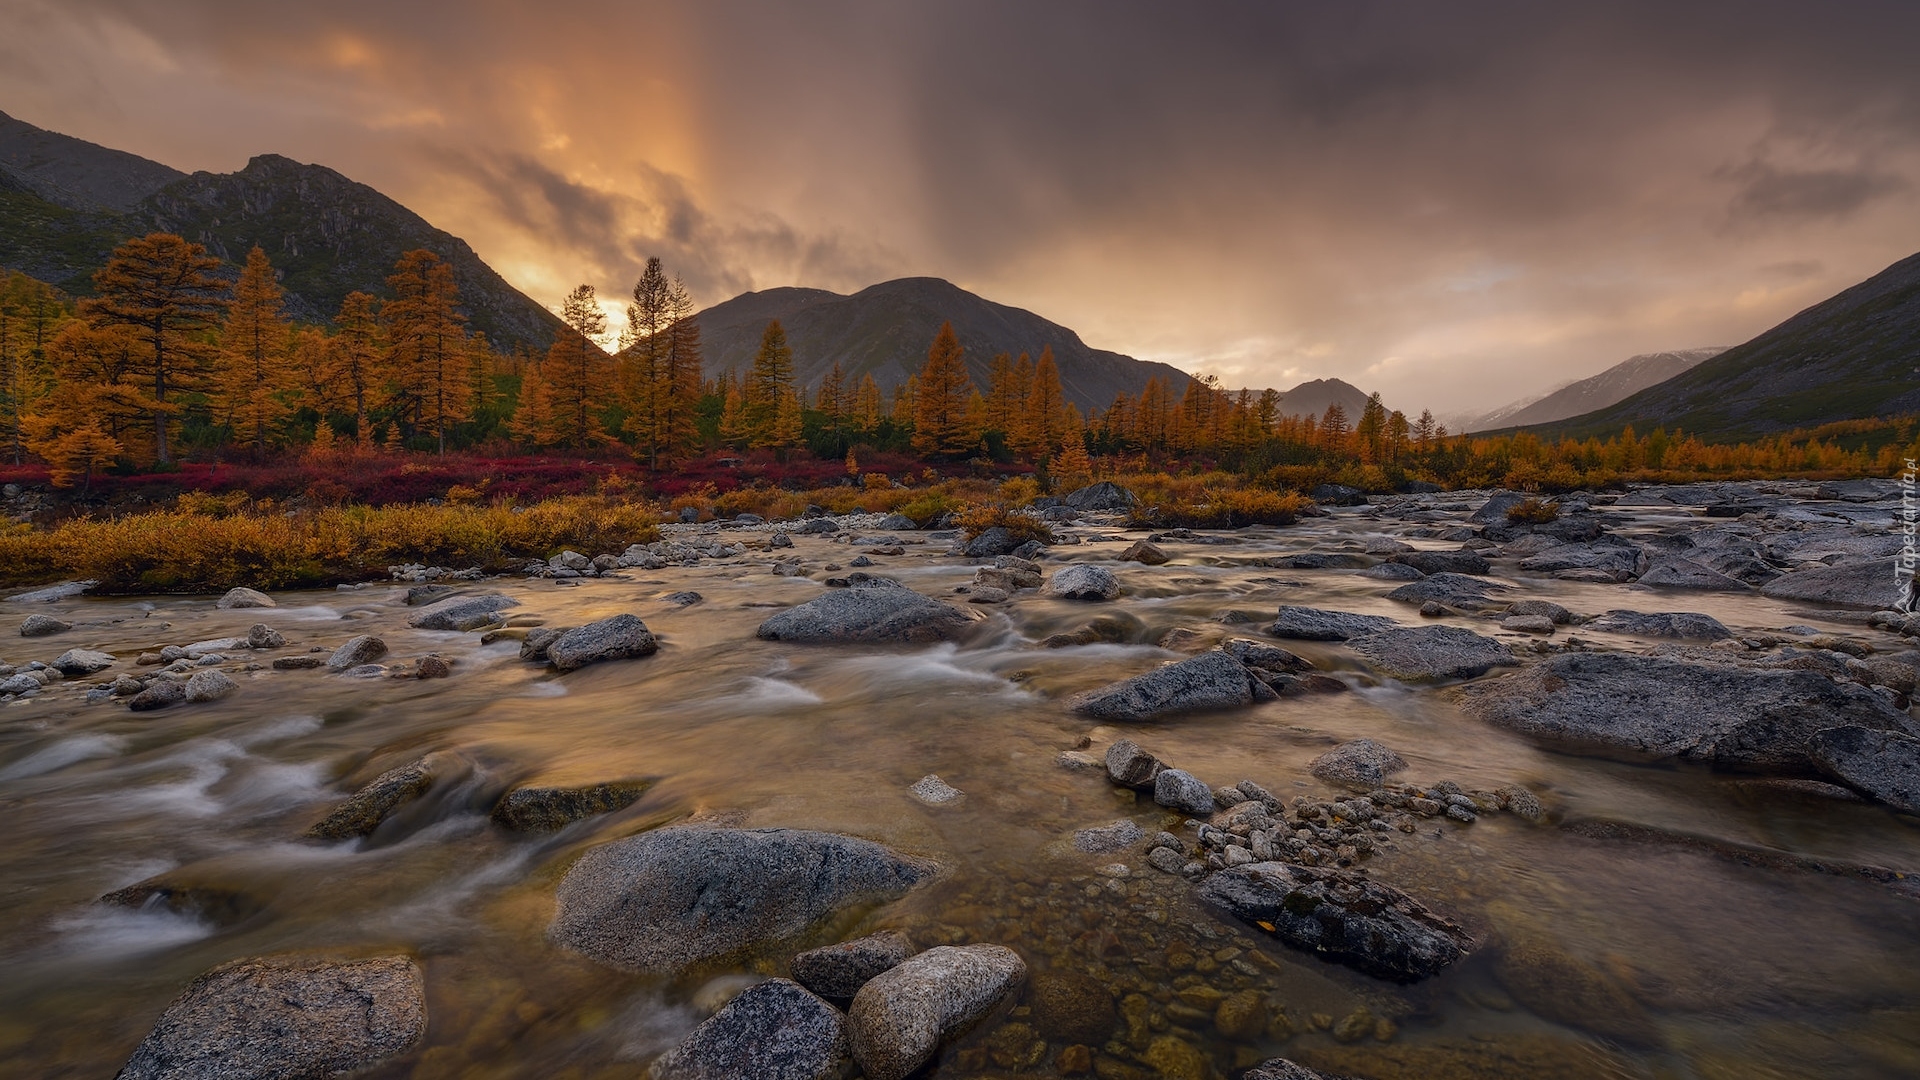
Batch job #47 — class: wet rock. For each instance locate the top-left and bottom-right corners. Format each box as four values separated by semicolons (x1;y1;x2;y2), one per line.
19;614;70;637
1809;726;1920;813
1348;626;1517;681
1118;539;1169;565
790;930;917;999
116;954;425;1080
307;759;437;840
1104;739;1164;789
1500;615;1556;634
1457;652;1920;771
1199;861;1473;982
1583;609;1732;640
1309;739;1408;790
183;670;237;703
215;586;275;609
100;876;266;928
51;648;115;676
414;655;452;679
797;518;839;535
963;526;1021;558
1074;819;1145;853
548;614;659;671
908;774;965;806
1064;481;1137;511
1311;483;1368;507
1213;988;1270;1039
1029;971;1116;1044
244;623;285;649
1469;491;1529;523
271;655;324;671
877;513;918;531
327;635;388;671
649;978;848;1080
1269;552;1371;569
1154;769;1216;815
406;593;519;631
846;944;1027;1080
551;827;934;973
1637;557;1751;591
756;588;977;644
519;626;568;663
1267;606;1398;641
1518;539;1642;579
1507;599;1572;623
1761;557;1910;611
1242;1059;1347;1080
1390;549;1490;575
551;550;592;571
1495;942;1660;1046
1221;637;1314;677
1358;561;1426;580
967;587;1010;604
1040;612;1143;648
1385;572;1510;610
1046;564;1121;601
1498;785;1548;823
1144;1035;1210;1080
491;779;654;831
1068;649;1273;721
403;584;455;606
127;678;187;711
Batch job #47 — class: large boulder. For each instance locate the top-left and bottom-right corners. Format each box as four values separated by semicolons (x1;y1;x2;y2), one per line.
1347;626;1516;681
1636;558;1751;592
490;779;654;831
1384;573;1509;610
1201;861;1471;982
1468;491;1529;524
116;955;425;1080
1518;540;1642;579
1309;739;1408;790
1310;483;1368;507
52;648;115;676
1267;606;1398;641
1064;481;1137;511
846;944;1027;1080
1103;739;1164;789
1117;539;1169;565
756;588;976;644
550;827;934;973
1153;768;1216;815
789;931;917;999
215;586;275;609
1583;609;1732;640
1045;564;1120;601
1068;649;1274;721
327;635;388;671
1809;726;1920;813
306;759;438;840
405;593;519;631
962;527;1021;558
649;979;848;1080
1760;558;1911;611
547;614;659;671
1390;549;1491;576
1457;652;1920;771
19;613;70;637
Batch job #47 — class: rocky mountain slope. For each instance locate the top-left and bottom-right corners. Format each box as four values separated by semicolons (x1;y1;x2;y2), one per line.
1466;348;1726;432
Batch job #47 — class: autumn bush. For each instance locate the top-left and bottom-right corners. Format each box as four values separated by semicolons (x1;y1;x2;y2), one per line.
0;497;661;593
1505;497;1562;524
956;504;1054;546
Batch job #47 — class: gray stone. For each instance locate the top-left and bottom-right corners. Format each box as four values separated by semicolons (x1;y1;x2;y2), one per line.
1267;606;1398;641
1519;540;1641;578
1357;561;1425;580
1637;557;1751;591
1311;483;1368;506
1348;626;1517;681
551;549;592;571
184;670;237;703
876;514;918;531
1584;609;1732;640
1506;599;1573;624
1269;552;1371;569
790;931;917;999
51;648;114;676
550;827;933;973
1118;539;1169;565
1469;491;1529;523
1199;861;1473;982
548;614;659;671
19;613;70;637
1309;739;1408;790
1068;649;1273;721
1220;637;1314;674
1153;769;1216;815
127;679;187;711
519;627;568;663
1046;564;1120;601
327;635;388;671
306;759;437;839
1390;549;1491;575
769;531;794;550
1385;572;1510;610
1809;726;1920;813
1243;1059;1347;1080
271;656;324;670
1761;558;1911;611
963;526;1021;558
116;954;425;1080
1103;739;1163;789
1073;819;1145;853
1500;615;1556;634
846;944;1027;1080
403;584;455;606
406;593;519;631
5;580;95;602
966;587;1009;604
649;979;848;1080
907;774;964;806
215;586;275;609
1064;481;1137;511
244;623;285;649
756;588;976;644
491;779;654;831
1457;652;1920;771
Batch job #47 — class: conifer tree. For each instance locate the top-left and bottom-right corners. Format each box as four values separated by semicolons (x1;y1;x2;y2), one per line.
331;291;382;445
718;383;748;447
911;321;974;457
383;250;470;454
219;246;293;455
81;233;227;464
1320;402;1351;449
983;352;1021;435
620;257;673;454
1016;345;1068;458
746;319;795;447
891;376;917;425
772;386;805;451
548;283;608;447
0;272;64;465
852;373;882;431
22;414;120;491
309;415;338;457
509;359;556;447
654;277;703;464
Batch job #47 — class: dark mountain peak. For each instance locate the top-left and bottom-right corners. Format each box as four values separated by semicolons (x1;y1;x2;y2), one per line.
0;108;185;213
1272;377;1375;419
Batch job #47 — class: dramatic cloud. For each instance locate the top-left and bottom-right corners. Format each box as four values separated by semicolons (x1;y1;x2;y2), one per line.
2;0;1917;415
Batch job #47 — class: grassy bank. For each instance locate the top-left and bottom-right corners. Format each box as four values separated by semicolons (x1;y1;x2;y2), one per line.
0;498;662;593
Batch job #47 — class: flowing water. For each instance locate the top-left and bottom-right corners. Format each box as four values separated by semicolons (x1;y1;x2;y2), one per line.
2;501;1919;1079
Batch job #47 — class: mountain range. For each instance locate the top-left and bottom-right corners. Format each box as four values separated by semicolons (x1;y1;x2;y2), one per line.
1460;347;1727;432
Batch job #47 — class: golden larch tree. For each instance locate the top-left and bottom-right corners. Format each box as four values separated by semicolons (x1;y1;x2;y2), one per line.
383;250;470;454
746;319;795;448
911;321;974;457
219;246;293;455
509;359;557;448
81;233;227;464
547;283;609;447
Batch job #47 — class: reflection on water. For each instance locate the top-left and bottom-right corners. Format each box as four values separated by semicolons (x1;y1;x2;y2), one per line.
1;509;1918;1078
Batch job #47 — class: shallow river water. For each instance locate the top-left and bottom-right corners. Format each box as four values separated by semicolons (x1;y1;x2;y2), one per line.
2;492;1918;1079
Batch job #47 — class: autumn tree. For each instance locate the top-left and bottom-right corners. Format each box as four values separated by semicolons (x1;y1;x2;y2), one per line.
330;291;382;445
218;246;294;455
508;358;557;447
1320;402;1351;448
383;249;470;453
982;352;1024;435
746;319;795;447
1014;345;1069;458
852;373;882;430
81;233;227;463
653;277;703;464
911;321;974;457
22;414;121;491
0;272;65;464
547;283;609;447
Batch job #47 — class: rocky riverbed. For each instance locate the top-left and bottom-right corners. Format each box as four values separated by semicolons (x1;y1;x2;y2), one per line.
2;478;1919;1078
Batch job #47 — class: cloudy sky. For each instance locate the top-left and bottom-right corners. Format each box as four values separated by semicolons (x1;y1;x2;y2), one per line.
3;0;1917;416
